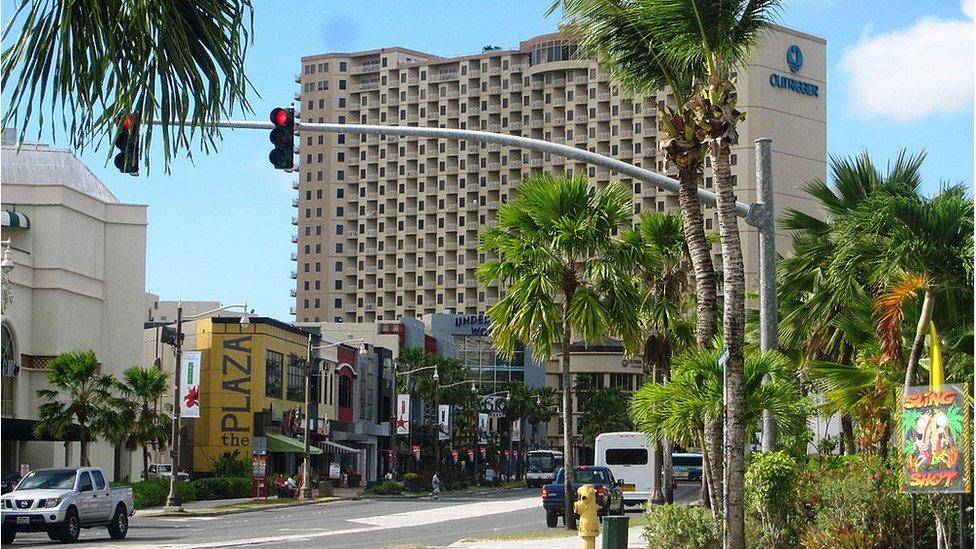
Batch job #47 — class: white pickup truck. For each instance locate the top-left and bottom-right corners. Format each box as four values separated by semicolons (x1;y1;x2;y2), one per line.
0;467;134;544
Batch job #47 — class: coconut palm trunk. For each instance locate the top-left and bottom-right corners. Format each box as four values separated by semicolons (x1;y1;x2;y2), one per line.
677;164;718;347
710;138;747;548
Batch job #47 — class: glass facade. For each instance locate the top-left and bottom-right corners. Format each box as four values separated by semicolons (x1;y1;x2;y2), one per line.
453;334;525;391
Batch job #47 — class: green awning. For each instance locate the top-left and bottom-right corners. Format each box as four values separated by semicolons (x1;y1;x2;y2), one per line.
1;210;29;229
266;433;323;454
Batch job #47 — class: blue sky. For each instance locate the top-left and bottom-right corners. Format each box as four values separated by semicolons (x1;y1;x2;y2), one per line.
2;0;973;320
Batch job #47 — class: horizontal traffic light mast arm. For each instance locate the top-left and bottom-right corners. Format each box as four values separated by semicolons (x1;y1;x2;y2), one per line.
157;119;759;225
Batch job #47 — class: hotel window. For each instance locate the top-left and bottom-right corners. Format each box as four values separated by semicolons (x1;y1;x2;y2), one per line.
338;376;352;407
286;356;304;401
265;351;283;398
339;61;347;71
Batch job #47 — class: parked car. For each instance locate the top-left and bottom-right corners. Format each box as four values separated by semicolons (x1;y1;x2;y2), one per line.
541;466;625;528
0;467;134;544
148;463;189;482
1;473;20;494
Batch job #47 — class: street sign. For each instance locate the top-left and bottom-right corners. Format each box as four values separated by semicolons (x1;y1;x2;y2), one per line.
718;348;730;369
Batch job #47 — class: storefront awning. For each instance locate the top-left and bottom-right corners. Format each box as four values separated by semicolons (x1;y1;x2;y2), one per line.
1;210;29;229
266;433;323;455
320;440;362;454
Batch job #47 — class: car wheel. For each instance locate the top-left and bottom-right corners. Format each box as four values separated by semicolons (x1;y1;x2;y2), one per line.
58;508;80;543
1;528;15;544
546;510;558;528
107;504;128;540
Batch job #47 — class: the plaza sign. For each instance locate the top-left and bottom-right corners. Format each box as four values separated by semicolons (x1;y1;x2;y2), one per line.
769;44;819;97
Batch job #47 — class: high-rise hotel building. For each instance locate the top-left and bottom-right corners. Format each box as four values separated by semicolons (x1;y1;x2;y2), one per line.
292;25;825;323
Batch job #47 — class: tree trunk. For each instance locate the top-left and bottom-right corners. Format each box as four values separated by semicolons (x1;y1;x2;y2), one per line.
677;164;718;349
663;439;675;504
904;289;934;388
560;310;576;530
698;428;719;526
643;335;666;505
711;141;746;549
142;445;150;481
80;424;91;467
841;415;856;455
705;417;724;512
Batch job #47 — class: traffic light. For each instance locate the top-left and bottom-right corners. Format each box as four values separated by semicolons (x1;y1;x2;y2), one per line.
269;107;295;170
113;115;139;175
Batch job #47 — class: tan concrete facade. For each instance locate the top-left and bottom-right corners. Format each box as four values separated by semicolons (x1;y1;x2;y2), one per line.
293;26;825;323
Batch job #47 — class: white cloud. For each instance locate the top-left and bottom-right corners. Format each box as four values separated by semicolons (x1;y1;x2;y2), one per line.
839;4;973;122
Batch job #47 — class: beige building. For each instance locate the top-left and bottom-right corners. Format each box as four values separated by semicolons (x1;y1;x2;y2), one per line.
1;134;148;481
292;25;826;323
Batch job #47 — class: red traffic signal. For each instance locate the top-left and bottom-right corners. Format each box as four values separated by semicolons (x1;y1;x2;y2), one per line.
114;115;139;175
269;107;295;170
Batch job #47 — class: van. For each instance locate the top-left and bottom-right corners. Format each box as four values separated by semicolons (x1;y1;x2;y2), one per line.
672;453;703;481
594;432;657;506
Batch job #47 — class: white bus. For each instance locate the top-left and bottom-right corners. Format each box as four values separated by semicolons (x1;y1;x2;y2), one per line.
594;432;657;506
525;450;563;487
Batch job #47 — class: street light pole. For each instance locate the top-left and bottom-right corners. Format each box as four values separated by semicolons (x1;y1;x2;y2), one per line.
433;371;440;478
164;303;184;511
300;333;314;500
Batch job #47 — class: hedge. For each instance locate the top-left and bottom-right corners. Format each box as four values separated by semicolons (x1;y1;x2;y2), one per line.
120;476;251;509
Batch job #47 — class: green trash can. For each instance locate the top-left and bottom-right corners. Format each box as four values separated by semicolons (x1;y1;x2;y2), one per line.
601;515;630;549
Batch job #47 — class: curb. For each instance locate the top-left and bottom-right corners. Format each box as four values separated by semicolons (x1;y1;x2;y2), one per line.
360;486;529;500
135;496;348;518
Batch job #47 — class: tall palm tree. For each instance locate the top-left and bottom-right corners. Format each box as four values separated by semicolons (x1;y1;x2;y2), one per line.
2;0;255;172
631;343;807;526
620;211;696;502
34;351;116;466
112;367;173;480
478;173;642;529
552;0;718;349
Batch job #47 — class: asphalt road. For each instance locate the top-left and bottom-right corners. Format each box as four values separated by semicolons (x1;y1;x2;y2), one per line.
6;483;701;548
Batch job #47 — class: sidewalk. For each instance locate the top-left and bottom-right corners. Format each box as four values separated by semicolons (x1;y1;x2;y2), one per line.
450;526;646;548
134;487;361;517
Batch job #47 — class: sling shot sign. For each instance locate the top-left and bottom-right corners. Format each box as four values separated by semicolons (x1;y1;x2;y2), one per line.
769;44;819;97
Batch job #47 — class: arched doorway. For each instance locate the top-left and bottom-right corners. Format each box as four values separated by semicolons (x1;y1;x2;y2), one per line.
1;324;17;417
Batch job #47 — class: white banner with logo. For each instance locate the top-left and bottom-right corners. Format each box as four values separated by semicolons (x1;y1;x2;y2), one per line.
396;394;410;435
438;404;451;441
478;413;489;445
179;351;202;418
511;418;521;442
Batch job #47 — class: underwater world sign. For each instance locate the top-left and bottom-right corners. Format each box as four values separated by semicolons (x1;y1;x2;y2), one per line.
901;384;972;493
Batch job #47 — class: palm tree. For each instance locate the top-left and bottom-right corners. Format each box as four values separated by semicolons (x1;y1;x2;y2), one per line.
620;211;696;502
779;153;924;453
631;343;808;526
34;351;116;466
112;367;173;480
2;0;255;171
478;173;642;529
552;0;718;350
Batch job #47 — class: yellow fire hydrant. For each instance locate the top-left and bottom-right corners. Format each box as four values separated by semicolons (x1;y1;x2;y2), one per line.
574;484;600;549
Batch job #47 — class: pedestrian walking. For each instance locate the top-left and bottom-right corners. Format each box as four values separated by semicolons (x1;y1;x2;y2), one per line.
431;472;441;500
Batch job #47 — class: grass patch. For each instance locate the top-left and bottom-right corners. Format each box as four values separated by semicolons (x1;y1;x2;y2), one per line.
463;512;652;542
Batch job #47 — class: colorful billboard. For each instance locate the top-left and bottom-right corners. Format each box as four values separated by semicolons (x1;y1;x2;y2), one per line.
901;384;972;493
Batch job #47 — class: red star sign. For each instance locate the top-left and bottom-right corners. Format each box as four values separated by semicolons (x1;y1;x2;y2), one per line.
395;416;407;430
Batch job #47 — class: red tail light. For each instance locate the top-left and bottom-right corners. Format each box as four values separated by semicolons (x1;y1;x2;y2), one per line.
541;487;548;498
596;486;606;497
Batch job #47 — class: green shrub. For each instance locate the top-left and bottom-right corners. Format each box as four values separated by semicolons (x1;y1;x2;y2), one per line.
643;504;720;549
745;451;799;548
365;480;403;495
209;451;251;478
402;472;427;492
129;479;169;509
192;477;251;500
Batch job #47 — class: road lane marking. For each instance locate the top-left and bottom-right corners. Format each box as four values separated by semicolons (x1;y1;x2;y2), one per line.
148;496;542;548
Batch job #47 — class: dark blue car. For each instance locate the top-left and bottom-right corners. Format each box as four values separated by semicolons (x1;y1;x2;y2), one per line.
541;466;625;527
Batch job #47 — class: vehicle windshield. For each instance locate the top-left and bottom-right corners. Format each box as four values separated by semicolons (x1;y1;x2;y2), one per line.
156;465;172;473
16;470;76;491
527;455;554;472
575;469;610;484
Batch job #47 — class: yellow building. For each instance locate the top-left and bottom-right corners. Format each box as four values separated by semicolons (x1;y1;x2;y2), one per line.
145;316;330;475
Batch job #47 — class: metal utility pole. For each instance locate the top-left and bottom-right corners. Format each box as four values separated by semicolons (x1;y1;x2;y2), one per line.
756;139;779;452
300;333;314;500
164;304;184;511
